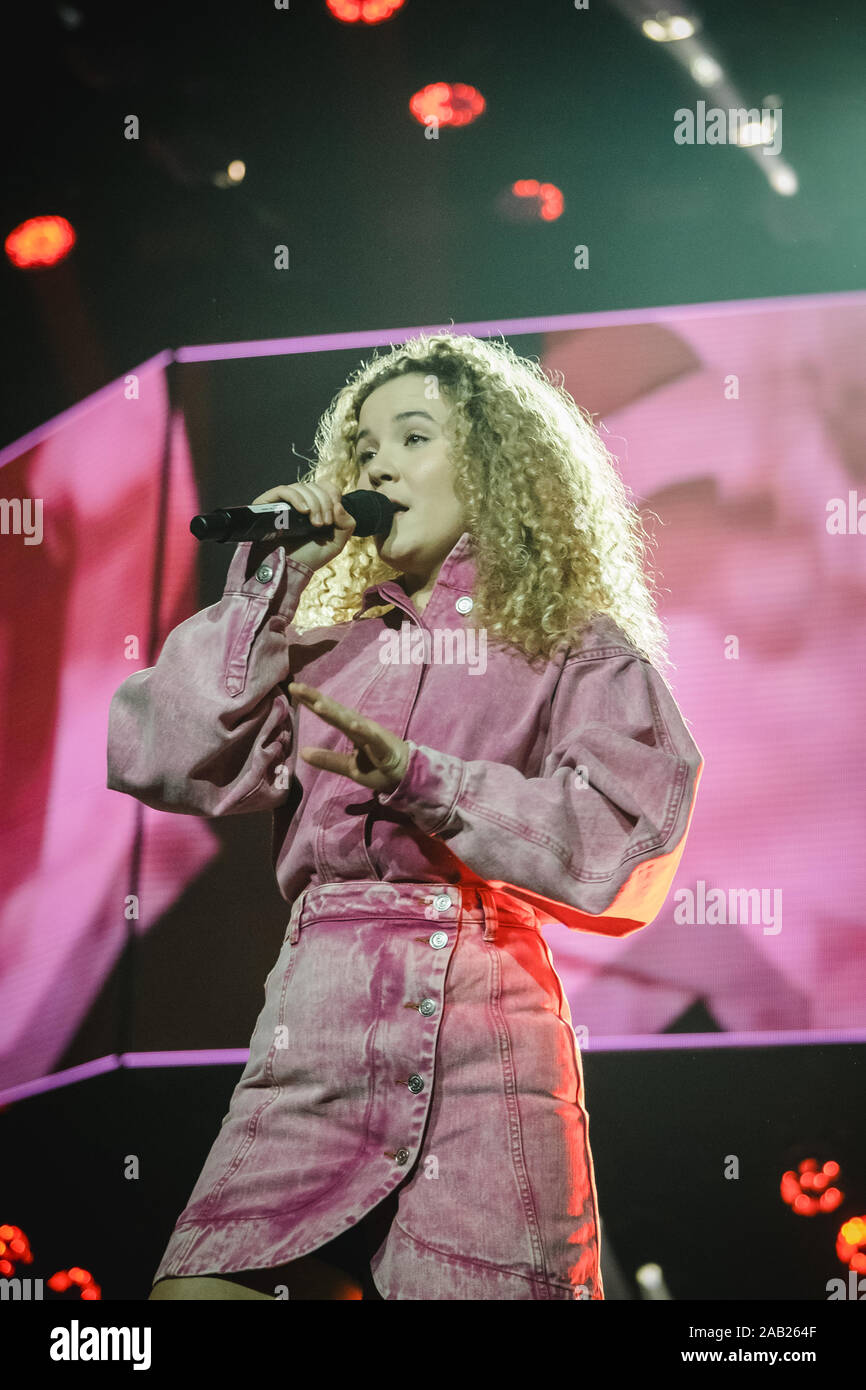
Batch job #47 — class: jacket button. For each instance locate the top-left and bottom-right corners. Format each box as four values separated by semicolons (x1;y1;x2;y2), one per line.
455;595;473;614
433;893;453;912
429;931;449;949
407;1074;424;1094
255;564;274;583
418;998;436;1016
395;1148;410;1165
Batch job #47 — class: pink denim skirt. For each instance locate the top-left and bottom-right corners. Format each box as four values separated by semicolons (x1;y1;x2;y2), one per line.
151;880;605;1300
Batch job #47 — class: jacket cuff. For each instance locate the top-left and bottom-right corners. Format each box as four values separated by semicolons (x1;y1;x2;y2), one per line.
376;740;465;835
223;539;315;609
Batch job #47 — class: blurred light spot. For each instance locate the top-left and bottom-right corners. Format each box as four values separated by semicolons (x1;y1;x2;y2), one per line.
409;82;485;128
690;55;722;85
643;13;698;42
328;0;406;23
499;179;564;223
780;1158;844;1215
734;114;777;148
837;1214;866;1270
768;165;798;196
5;215;76;269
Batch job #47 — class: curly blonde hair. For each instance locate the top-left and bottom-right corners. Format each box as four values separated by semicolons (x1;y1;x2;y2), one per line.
292;331;672;675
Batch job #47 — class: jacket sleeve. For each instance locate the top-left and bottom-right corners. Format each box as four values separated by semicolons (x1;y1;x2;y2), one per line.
106;540;315;816
376;648;704;938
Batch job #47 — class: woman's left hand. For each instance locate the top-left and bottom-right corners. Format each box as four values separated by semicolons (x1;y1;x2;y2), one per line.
289;682;410;794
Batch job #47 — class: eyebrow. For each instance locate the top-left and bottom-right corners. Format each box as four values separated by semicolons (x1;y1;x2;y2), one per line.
356;410;438;445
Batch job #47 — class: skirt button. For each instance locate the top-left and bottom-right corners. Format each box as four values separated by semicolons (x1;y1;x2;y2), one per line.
407;1074;424;1094
429;931;449;949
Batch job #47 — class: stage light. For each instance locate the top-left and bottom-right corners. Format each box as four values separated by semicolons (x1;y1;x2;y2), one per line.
327;0;406;23
837;1215;866;1272
2;1225;101;1298
689;55;722;86
5;215;76;269
767;165;798;196
635;1261;673;1299
48;1266;102;1298
643;12;698;42
0;1224;30;1262
212;159;247;189
498;180;564;223
780;1158;844;1215
409;82;485;129
733;113;778;149
0;1223;34;1277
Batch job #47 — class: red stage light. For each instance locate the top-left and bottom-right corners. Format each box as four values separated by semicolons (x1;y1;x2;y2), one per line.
837;1215;866;1271
0;1223;33;1267
512;180;564;221
409;82;485;129
5;215;76;269
48;1267;102;1299
780;1157;845;1216
327;0;406;23
498;180;565;223
2;1224;101;1298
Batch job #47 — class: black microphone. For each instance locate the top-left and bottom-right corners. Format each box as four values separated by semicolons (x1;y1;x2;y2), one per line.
190;490;401;543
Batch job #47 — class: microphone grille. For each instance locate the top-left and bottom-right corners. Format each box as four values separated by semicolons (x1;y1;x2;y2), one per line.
343;489;399;537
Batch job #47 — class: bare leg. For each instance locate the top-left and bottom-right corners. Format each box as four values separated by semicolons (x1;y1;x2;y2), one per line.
150;1275;272;1301
149;1252;364;1300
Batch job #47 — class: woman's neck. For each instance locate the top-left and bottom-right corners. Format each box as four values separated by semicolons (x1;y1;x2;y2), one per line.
399;570;436;615
401;581;431;615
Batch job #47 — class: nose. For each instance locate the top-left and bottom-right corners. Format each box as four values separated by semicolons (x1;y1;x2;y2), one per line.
368;465;397;487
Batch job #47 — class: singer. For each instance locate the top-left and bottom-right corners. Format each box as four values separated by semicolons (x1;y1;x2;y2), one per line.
106;331;703;1300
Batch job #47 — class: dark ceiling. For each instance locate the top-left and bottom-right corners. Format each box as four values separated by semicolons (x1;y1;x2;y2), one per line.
3;0;863;444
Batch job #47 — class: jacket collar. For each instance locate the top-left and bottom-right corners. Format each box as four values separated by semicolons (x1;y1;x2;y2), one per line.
353;530;476;617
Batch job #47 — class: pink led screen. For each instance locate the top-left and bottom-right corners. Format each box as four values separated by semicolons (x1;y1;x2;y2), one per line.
0;358;219;1094
540;297;865;1041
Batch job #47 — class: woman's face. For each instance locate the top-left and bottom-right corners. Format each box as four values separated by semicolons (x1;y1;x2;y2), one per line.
354;372;467;582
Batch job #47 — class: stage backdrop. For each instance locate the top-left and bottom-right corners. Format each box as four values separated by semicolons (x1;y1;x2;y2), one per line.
1;293;863;1097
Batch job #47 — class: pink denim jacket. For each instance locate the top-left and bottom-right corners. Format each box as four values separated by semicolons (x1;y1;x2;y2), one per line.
106;531;704;938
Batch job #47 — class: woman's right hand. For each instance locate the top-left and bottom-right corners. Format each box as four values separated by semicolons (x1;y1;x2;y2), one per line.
250;481;358;573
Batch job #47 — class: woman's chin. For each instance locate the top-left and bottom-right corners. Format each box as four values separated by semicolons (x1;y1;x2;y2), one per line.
376;534;409;565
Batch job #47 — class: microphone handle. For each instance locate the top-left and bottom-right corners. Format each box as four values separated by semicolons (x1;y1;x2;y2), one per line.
190;490;398;543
